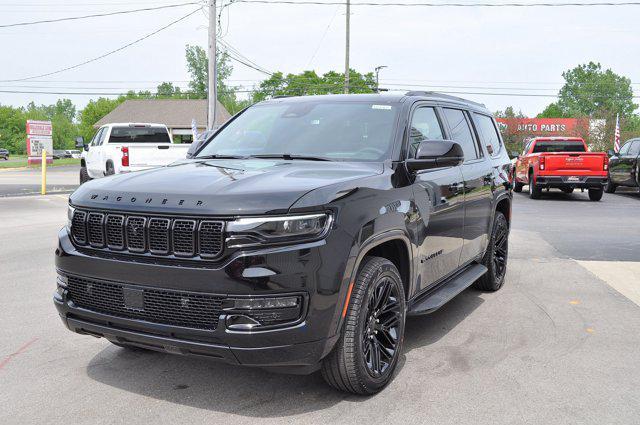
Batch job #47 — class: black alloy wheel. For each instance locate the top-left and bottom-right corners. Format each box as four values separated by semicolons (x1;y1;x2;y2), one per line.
474;211;509;291
362;275;403;378
321;256;406;395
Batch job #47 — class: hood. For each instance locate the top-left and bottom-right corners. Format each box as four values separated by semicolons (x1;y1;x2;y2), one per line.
70;159;383;215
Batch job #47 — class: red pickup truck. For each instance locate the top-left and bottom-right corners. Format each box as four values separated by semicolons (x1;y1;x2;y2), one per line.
512;137;609;201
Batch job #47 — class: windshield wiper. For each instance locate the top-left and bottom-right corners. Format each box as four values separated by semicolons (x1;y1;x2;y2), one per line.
196;154;247;160
249;154;332;161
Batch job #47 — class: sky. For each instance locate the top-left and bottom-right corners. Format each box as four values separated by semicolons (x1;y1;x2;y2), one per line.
0;0;639;117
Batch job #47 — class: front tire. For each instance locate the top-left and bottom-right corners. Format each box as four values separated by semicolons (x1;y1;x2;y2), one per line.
79;166;91;184
321;257;406;395
588;188;604;201
474;211;509;291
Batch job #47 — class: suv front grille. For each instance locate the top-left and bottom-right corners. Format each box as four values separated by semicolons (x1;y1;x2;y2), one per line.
71;209;224;260
66;276;223;330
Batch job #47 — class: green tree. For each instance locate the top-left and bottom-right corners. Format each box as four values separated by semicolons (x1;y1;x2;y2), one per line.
78;97;121;141
251;69;376;102
495;106;525;119
185;45;243;113
156;82;183;98
556;62;636;118
0;105;28;154
537;103;566;118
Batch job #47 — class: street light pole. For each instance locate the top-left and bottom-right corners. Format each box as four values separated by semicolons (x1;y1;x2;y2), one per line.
375;65;387;93
207;0;217;130
344;0;350;94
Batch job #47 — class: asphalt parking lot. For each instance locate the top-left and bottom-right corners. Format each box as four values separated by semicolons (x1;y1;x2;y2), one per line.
0;165;79;197
1;189;639;424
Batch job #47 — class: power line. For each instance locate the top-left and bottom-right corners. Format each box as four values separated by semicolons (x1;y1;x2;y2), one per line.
0;2;202;29
218;38;273;75
230;0;640;6
0;8;201;83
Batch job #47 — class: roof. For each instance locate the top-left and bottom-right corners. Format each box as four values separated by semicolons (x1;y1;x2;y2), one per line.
94;99;231;129
261;92;490;113
531;137;585;142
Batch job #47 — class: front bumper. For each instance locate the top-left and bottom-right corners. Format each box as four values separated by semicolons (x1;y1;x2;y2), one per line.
54;227;350;374
535;175;607;189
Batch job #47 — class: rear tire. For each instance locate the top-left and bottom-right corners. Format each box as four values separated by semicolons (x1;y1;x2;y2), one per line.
106;162;115;176
79;166;91;184
604;178;617;194
474;211;509;291
588;188;603;201
528;171;541;199
321;256;406;395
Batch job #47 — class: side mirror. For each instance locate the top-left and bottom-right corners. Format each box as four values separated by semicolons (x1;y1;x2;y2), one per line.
75;136;84;148
406;140;464;172
607;149;615;157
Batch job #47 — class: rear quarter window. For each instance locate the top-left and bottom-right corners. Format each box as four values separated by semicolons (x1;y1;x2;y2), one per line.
474;113;503;156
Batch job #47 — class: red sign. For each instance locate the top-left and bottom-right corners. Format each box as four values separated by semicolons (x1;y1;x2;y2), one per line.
496;118;588;137
26;120;52;136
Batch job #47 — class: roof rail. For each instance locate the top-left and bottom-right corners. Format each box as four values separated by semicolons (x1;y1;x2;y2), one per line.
405;91;486;108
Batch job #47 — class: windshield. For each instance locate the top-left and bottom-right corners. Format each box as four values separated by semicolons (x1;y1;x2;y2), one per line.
196;101;399;161
108;126;171;144
532;141;586;153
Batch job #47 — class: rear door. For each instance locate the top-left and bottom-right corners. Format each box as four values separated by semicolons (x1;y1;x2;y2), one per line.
409;104;465;292
619;140;640;185
441;107;493;266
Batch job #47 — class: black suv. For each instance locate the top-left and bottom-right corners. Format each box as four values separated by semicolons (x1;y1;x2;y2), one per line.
606;138;640;193
55;93;512;394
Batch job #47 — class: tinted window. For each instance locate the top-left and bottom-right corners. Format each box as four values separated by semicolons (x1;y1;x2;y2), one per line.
90;128;104;146
408;107;444;158
198;101;399;162
443;108;477;161
474;113;502;155
108;126;171;144
618;141;631;155
532;141;586;153
628;140;640;156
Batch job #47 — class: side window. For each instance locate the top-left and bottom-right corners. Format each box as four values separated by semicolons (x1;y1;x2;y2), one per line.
619;141;631;155
474;113;502;156
442;108;478;161
408;107;444;158
629;141;640;156
89;128;103;146
96;128;108;146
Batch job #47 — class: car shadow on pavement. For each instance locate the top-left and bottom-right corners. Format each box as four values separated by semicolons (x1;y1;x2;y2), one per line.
85;289;483;417
514;190;593;202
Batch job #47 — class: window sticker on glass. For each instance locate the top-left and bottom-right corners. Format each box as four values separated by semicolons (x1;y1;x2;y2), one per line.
310;119;320;125
371;105;392;110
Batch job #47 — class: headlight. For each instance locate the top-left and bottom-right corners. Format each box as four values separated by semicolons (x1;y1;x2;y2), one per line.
226;213;332;248
67;204;75;229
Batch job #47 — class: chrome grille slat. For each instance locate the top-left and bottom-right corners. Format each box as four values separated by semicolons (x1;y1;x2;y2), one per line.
70;210;224;260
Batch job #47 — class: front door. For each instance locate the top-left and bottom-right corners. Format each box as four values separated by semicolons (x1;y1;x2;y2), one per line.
611;140;638;185
409;105;465;292
441;108;493;265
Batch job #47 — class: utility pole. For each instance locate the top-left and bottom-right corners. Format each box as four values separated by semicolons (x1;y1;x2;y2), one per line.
207;0;217;130
374;65;387;92
344;0;350;94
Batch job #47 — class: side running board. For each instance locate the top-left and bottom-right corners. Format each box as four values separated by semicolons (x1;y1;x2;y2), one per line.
408;263;488;316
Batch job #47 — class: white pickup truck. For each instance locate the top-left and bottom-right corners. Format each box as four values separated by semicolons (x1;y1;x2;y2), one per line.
77;123;190;184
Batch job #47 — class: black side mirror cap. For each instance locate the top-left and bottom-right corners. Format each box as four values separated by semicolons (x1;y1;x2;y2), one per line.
406;140;464;172
75;136;85;148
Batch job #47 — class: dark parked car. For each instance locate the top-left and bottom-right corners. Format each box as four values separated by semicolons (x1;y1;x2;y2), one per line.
0;148;9;160
54;93;512;394
606;138;640;193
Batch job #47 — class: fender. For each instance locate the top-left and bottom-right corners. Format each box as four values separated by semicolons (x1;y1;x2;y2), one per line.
329;229;413;338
